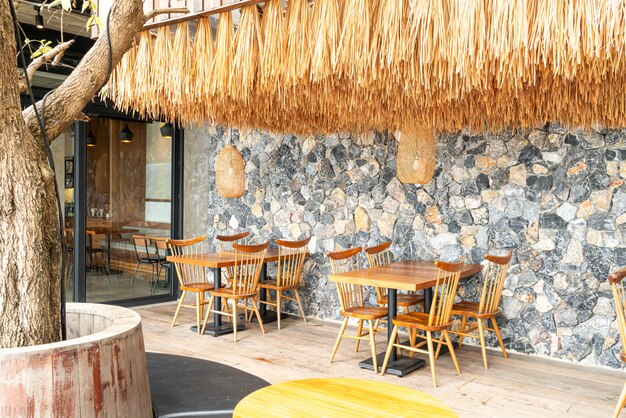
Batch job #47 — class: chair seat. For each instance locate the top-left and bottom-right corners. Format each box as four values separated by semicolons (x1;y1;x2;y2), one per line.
340;306;387;320
181;282;214;292
451;301;496;319
378;294;424;307
258;279;299;291
210;286;257;299
392;312;449;332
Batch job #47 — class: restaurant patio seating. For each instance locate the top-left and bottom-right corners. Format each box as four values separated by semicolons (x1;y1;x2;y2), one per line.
257;237;310;329
168;236;212;334
609;267;626;418
381;260;463;387
448;251;512;369
328;247;387;373
153;238;171;292
364;242;425;313
201;242;269;342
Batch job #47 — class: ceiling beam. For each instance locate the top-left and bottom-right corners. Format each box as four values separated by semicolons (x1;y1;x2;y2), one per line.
142;0;266;31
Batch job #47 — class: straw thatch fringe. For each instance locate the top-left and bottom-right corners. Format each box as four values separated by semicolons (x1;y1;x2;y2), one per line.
107;0;626;135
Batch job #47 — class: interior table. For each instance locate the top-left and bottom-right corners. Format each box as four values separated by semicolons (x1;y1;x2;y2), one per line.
85;227;138;275
166;248;283;336
329;260;483;377
233;378;457;417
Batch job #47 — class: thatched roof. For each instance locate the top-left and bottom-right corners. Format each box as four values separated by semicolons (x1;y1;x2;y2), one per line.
107;0;626;134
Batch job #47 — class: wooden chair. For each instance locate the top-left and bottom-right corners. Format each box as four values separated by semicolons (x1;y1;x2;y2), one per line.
381;260;464;387
130;235;160;290
258;237;310;329
167;236;213;334
201;242;269;342
364;242;425;313
609;267;626;418
448;251;512;369
154;238;171;291
328;247;387;373
216;231;250;286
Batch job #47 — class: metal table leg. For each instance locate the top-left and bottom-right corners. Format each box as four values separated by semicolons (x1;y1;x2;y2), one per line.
359;288;425;376
194;267;244;336
249;262;286;324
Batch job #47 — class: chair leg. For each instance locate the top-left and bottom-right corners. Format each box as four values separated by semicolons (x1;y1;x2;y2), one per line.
196;293;202;335
477;318;489;370
277;292;282;330
171;290;186;327
251;298;266;335
444;330;461;374
409;328;416;358
491;317;508;358
355;319;363;352
381;326;399;376
294;289;307;322
459;315;467;348
130;262;140;288
233;300;239;343
613;381;626;418
368;320;378;373
329;317;349;363
427;331;438;387
200;295;215;334
435;332;444;360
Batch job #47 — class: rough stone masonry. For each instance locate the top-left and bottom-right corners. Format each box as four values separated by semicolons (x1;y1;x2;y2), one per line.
184;123;626;368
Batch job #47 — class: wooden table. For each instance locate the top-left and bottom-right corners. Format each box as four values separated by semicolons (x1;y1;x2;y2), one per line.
167;249;282;337
329;260;483;376
233;378;457;417
84;227;138;275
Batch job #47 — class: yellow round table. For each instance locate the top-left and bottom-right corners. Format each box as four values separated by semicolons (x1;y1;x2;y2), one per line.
233;378;457;417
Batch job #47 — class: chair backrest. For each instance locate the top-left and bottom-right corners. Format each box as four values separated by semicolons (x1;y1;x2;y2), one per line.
610;268;626;354
132;235;156;261
276;237;311;287
216;231;250;252
231;242;269;296
154;238;169;261
364;242;392;302
478;251;513;315
328;247;363;311
167;236;207;287
429;260;464;327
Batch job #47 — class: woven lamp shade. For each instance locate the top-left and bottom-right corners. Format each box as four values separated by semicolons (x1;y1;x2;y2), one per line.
396;126;436;184
216;145;245;198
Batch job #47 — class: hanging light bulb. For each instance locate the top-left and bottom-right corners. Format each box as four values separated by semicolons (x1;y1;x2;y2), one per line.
119;123;133;143
160;122;174;139
86;131;96;147
412;157;420;171
35;7;44;29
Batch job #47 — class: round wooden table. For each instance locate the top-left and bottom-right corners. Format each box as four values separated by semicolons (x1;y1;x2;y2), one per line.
233;378;457;417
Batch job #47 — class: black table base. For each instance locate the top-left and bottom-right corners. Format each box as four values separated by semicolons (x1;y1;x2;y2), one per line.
359;352;425;377
191;323;246;336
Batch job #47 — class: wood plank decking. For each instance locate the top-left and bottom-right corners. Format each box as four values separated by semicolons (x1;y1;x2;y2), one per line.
135;302;624;418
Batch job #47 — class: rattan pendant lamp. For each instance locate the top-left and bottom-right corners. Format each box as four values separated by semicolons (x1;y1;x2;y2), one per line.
396;125;436;184
216;127;245;198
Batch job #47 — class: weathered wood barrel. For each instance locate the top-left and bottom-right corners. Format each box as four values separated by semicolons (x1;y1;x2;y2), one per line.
0;303;152;417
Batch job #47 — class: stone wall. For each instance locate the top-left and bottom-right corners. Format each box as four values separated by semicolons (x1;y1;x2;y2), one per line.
184;124;626;368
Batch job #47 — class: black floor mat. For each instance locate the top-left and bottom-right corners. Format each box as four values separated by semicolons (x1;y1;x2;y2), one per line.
146;352;270;418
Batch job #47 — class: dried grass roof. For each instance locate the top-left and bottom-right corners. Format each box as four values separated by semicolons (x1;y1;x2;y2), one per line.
107;0;626;134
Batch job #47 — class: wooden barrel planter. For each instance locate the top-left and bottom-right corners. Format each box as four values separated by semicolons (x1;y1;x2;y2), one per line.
0;303;151;418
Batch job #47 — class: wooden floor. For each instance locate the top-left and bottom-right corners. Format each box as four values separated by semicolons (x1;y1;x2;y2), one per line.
136;302;625;418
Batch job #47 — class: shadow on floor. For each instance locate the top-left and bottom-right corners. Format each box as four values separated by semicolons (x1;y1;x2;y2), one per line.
146;352;269;418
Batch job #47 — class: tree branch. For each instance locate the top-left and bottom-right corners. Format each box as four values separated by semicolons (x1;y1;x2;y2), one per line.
19;40;75;93
22;1;146;143
144;7;189;23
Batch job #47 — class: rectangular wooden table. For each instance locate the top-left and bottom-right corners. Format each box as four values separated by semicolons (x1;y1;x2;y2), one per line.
167;249;282;336
329;260;483;377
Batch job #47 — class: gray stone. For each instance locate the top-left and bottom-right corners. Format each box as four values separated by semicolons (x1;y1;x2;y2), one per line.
430;233;458;250
556;202;578;222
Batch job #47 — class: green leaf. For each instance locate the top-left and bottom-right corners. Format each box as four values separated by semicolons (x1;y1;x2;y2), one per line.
46;0;62;10
94;15;103;29
81;1;89;13
61;0;72;11
86;15;94;29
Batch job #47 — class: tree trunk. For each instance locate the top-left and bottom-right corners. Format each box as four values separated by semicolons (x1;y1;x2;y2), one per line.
0;2;61;347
